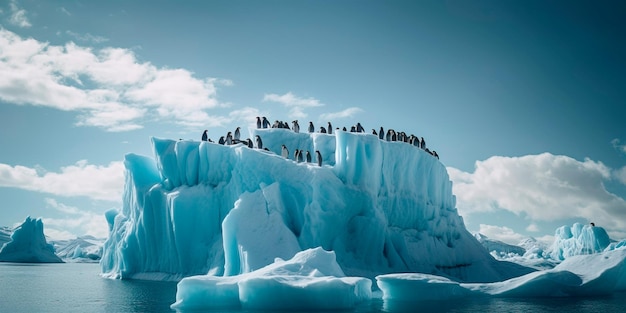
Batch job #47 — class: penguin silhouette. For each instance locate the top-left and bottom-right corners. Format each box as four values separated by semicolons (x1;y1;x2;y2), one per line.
256;117;262;129
379;127;384;140
305;151;312;163
372;129;377;136
246;138;253;148
201;130;208;141
327;122;333;135
320;126;327;133
234;127;240;141
293;120;300;133
225;132;233;145
308;121;315;133
218;136;225;145
255;135;263;149
315;150;322;166
262;117;270;129
294;149;300;162
356;122;364;133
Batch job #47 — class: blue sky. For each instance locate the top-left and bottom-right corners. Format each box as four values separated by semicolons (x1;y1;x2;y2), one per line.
0;0;624;244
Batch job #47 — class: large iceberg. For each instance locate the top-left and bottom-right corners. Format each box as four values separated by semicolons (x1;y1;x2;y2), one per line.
0;216;63;263
101;128;531;282
549;222;611;260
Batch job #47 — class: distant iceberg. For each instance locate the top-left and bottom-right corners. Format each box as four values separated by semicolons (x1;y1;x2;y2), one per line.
0;216;63;263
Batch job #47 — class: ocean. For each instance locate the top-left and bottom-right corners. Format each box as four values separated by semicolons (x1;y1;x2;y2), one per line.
1;262;625;313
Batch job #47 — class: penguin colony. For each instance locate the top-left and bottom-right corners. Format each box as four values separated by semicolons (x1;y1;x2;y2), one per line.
200;117;439;167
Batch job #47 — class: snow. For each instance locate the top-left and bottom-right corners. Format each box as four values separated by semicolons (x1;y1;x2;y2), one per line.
52;236;105;262
0;216;63;263
99;127;626;310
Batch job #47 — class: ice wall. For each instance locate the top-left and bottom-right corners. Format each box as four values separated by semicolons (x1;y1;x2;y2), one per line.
101;129;531;282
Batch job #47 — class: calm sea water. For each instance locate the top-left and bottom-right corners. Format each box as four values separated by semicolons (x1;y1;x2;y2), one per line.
1;262;626;313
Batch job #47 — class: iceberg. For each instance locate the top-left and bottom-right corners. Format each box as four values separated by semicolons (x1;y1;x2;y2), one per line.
0;216;63;263
102;128;531;282
549;222;611;260
52;236;105;262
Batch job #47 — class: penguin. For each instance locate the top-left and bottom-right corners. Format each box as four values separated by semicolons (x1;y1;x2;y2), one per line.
386;129;392;141
350;126;356;132
398;132;405;143
284;121;291;130
262;117;270;128
218;136;225;145
297;150;305;163
305;151;312;163
246;138;253;148
320;126;327;133
315;150;322;166
420;137;426;149
308;121;315;133
294;149;300;162
356;122;364;133
372;129;377;136
201;130;208;141
255;135;263;149
327;122;333;135
433;151;439;159
281;145;289;158
272;120;280;128
293;120;300;133
234;127;241;141
391;130;397;141
342;127;347;131
379;126;384;140
225;132;233;145
256;117;262;129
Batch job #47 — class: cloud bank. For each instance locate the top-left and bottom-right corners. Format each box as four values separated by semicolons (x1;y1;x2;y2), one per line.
448;153;626;232
0;160;124;202
0;28;231;131
263;92;324;119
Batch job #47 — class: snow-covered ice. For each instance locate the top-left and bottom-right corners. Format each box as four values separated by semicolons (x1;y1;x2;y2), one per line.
0;216;63;263
52;236;105;262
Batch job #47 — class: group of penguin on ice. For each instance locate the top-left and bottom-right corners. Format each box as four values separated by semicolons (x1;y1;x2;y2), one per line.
200;117;439;167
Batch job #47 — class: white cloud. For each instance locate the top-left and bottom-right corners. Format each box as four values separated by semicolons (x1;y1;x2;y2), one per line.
0;160;124;202
0;28;230;131
319;107;363;120
42;198;109;239
612;138;626;154
9;0;31;28
525;223;539;232
263;92;325;119
59;7;71;16
478;224;526;245
448;153;626;231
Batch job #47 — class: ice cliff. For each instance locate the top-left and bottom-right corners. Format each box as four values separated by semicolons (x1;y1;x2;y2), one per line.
101;128;532;282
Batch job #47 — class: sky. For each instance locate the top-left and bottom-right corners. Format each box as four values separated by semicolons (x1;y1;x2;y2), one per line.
0;0;624;245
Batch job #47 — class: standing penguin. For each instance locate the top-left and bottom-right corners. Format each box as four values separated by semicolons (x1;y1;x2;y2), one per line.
420;137;426;149
262;117;270;128
372;129;377;136
315;150;322;166
234;127;241;141
218;136;225;145
356;122;364;133
256;117;262;129
379;127;384;140
281;145;289;158
308;121;315;133
327;122;333;135
297;150;305;163
294;149;300;162
255;135;263;149
201;130;208;141
293;120;300;133
386;129;392;141
225;132;233;145
246;138;253;148
305;151;312;163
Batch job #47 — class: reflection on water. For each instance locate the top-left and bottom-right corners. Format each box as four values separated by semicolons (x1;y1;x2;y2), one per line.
2;263;626;313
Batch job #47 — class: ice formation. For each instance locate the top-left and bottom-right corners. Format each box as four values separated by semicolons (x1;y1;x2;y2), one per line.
549;222;611;260
0;216;63;263
101;129;531;283
52;236;104;262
